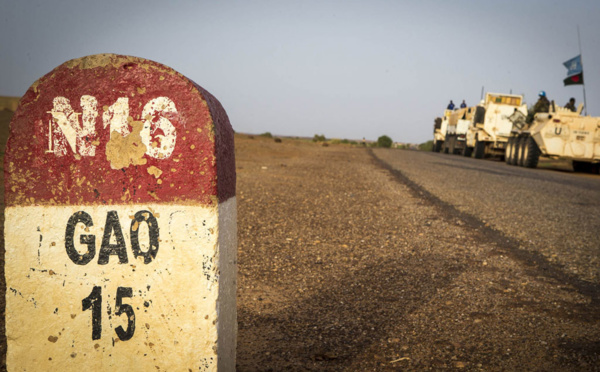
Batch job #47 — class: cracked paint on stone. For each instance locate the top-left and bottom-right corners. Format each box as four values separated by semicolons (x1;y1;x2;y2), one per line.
4;54;237;371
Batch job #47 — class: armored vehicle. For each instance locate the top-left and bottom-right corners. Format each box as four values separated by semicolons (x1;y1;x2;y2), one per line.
433;108;473;154
506;102;600;173
464;93;528;159
444;107;473;155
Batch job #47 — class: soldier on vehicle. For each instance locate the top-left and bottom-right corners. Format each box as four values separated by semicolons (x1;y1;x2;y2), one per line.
564;97;576;112
460;100;467;108
447;100;455;110
527;91;550;123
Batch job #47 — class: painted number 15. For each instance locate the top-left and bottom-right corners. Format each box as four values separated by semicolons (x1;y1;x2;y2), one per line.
82;286;135;341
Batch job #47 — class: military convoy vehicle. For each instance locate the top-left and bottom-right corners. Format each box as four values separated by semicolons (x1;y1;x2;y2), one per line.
445;107;473;155
432;92;599;174
505;102;600;173
432;108;473;154
464;93;528;159
433;93;527;158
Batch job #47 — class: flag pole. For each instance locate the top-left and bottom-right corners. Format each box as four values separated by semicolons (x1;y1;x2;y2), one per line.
578;25;588;115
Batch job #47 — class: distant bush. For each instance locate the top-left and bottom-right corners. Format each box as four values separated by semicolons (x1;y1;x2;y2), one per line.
350;141;358;145
341;139;350;144
376;135;393;148
313;134;327;142
260;132;273;138
274;137;282;143
418;140;434;151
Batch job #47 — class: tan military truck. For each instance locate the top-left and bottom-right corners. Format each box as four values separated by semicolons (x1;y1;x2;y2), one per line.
433;108;473;154
506;102;600;172
444;107;473;155
464;93;528;159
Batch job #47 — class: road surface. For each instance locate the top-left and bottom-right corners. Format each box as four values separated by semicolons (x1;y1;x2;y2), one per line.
372;149;600;286
235;137;600;371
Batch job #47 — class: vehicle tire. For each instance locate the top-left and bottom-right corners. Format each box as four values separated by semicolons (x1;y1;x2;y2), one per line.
509;137;520;165
572;160;593;173
434;140;443;153
462;145;473;157
443;138;449;154
505;138;513;164
474;139;485;159
517;137;527;166
523;137;540;168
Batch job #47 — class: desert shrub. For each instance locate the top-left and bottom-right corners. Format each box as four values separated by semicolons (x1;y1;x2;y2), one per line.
260;132;273;138
418;140;434;151
312;134;327;142
376;135;393;148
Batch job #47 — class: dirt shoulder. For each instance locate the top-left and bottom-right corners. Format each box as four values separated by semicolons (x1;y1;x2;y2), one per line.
235;136;599;371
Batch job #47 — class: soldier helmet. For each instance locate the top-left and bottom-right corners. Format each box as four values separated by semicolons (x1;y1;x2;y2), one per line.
538;91;546;97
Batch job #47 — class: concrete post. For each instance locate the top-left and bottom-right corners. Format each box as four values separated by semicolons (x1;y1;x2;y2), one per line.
4;54;236;371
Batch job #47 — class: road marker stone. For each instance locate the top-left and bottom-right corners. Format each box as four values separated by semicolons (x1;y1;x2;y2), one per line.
4;54;236;371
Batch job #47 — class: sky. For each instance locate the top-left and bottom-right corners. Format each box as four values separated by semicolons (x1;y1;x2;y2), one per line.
1;0;599;143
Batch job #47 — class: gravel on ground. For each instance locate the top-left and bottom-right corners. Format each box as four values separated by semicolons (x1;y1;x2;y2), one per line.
235;136;600;371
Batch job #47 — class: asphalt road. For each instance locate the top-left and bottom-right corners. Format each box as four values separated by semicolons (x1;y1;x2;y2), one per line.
372;149;600;286
236;138;600;370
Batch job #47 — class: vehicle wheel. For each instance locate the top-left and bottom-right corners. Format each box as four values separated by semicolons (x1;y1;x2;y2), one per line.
509;138;520;165
523;137;540;168
511;137;520;165
462;145;473;157
474;139;485;159
517;137;527;166
443;139;449;154
505;138;513;164
572;160;593;173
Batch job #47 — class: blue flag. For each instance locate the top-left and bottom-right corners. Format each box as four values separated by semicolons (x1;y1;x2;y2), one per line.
563;55;582;77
